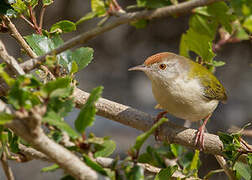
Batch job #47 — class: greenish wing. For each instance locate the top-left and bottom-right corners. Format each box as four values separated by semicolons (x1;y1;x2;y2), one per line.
200;74;227;103
186;57;227;103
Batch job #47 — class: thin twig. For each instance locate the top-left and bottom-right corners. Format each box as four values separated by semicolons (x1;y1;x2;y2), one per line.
20;0;223;72
28;5;41;34
20;15;35;28
0;40;25;75
215;155;236;180
39;5;46;30
0;15;37;58
1;151;15;180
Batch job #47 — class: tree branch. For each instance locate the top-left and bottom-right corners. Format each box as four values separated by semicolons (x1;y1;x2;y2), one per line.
1;152;14;180
0;16;37;58
0;40;25;76
73;88;224;155
20;0;223;72
0;100;106;180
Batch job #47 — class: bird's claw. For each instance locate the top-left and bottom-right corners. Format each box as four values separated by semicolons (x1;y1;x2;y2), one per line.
195;127;205;151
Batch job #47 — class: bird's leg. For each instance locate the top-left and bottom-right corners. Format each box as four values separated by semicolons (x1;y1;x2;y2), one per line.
195;114;212;150
154;111;168;141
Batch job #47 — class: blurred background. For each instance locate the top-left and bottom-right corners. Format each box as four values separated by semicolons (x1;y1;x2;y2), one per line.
0;0;252;179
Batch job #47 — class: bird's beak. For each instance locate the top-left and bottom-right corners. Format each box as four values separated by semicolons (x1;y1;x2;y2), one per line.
128;64;147;71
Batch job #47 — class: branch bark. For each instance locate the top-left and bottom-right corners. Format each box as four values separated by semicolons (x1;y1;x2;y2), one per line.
73;88;224;155
1;152;14;180
20;0;223;72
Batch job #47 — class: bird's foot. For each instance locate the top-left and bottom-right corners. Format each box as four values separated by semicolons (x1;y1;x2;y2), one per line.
194;114;211;151
154;111;167;141
195;126;205;151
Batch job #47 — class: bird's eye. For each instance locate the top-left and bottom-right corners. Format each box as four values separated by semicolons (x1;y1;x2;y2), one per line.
159;64;166;70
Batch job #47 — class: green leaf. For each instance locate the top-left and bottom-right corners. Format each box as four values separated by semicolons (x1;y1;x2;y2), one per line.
189;150;200;173
70;61;78;74
189;14;218;39
43;111;79;139
207;2;233;33
234;162;251;180
0;63;15;86
91;0;106;17
154;165;178;180
26;0;38;7
25;34;93;72
74;86;103;133
83;154;108;176
42;0;53;6
94;139;116;158
8;133;20;153
50;20;76;33
24;34;56;56
137;0;171;9
243;15;252;33
131;118;168;153
8;75;41;110
128;165;144;180
170;144;179;157
212;60;226;67
180;29;215;62
11;0;27;14
71;47;94;71
76;12;97;25
42;77;72;97
41;164;59;172
0;112;13;125
47;98;74;117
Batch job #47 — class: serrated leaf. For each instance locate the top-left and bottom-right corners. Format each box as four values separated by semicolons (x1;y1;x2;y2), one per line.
0;112;13;125
207;2;233;33
74;86;103;133
71;47;94;71
154;165;178;180
94;140;116;158
41;164;59;172
180;29;215;62
50;20;76;33
43;111;79;139
83;154;108;176
76;12;97;25
131;117;168;153
91;0;106;17
234;162;251;180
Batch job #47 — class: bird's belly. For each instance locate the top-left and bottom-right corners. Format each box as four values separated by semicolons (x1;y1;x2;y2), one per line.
152;80;219;122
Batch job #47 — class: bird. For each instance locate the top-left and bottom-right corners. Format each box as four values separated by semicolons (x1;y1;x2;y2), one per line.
128;52;227;150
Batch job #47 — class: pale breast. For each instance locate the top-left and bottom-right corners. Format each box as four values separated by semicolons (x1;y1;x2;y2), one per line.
152;77;219;122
